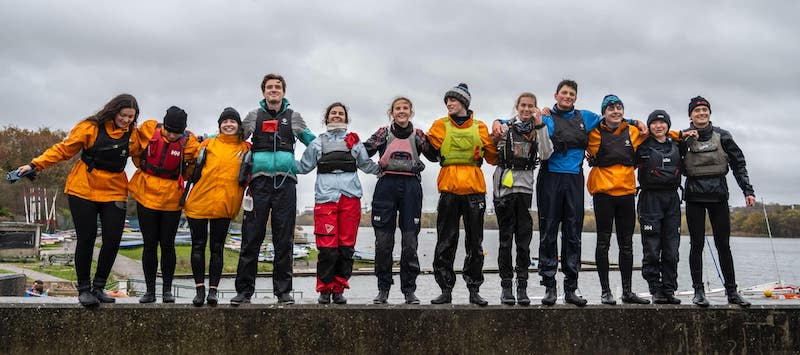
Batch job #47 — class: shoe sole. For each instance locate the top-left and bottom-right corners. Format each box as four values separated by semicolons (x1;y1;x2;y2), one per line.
517;301;531;306
405;300;420;304
373;300;387;304
79;301;100;307
501;300;516;305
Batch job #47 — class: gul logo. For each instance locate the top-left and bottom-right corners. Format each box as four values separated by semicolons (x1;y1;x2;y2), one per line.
413;218;420;225
281;118;288;125
663;157;671;163
624;139;631;147
643;224;653;231
325;224;334;233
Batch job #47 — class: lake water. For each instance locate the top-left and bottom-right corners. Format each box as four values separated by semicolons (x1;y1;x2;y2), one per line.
174;227;800;305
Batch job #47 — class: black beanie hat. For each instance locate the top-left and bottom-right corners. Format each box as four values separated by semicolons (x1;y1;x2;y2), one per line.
688;96;711;116
444;83;471;108
218;107;241;126
647;109;671;129
163;106;187;133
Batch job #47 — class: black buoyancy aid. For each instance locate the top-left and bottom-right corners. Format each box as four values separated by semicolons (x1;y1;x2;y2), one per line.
379;130;423;175
80;122;132;173
684;131;729;177
139;125;188;180
636;137;682;189
592;124;635;167
251;108;295;153
551;110;587;153
499;122;538;170
317;134;357;174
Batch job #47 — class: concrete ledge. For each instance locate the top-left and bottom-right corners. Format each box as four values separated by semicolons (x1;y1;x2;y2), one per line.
1;304;798;354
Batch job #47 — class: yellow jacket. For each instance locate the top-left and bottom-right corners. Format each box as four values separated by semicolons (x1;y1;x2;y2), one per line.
427;114;498;195
128;120;199;211
184;134;250;220
31;119;136;202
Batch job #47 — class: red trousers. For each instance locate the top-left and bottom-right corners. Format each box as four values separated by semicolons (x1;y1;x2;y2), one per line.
314;195;361;293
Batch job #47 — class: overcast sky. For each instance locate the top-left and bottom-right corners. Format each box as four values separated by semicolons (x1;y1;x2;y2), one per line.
1;1;798;211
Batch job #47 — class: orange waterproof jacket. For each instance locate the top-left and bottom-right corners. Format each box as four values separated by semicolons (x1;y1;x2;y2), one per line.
426;114;498;195
30;119;136;202
587;121;681;196
184;134;250;220
128;120;199;211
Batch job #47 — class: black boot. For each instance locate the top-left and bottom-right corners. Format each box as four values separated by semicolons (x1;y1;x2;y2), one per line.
193;286;205;307
92;287;116;303
727;291;751;308
622;291;651;304
500;287;516;305
516;287;530;306
78;289;99;307
404;292;420;304
469;289;488;306
162;291;175;303
318;292;331;304
139;291;156;304
541;286;557;306
230;292;251;306
206;288;218;306
564;290;588;307
692;287;710;307
277;292;295;305
332;292;347;304
373;289;389;304
601;290;616;305
665;293;682;305
431;289;452;304
652;289;669;304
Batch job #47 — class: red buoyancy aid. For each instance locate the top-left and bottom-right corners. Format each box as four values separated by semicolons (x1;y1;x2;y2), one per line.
139;125;188;180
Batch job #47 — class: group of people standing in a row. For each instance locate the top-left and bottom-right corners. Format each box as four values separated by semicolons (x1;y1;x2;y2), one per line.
17;73;755;308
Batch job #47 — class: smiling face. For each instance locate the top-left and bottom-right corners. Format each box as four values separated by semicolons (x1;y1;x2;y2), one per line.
262;79;285;106
219;118;240;136
326;105;347;124
446;97;466;117
690;106;711;128
554;85;577;111
114;108;137;129
603;103;624;126
649;119;669;140
391;99;412;127
516;96;537;121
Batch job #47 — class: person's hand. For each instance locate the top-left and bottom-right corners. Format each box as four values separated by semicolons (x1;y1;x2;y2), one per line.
533;107;543;126
636;120;649;135
491;120;504;139
684;130;698;138
541;106;551;116
16;164;33;175
745;195;756;207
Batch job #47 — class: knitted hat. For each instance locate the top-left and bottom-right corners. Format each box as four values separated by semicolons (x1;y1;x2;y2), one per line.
601;94;624;115
688;96;711;116
163;106;187;133
218;107;241;126
444;83;471;108
647;109;671;129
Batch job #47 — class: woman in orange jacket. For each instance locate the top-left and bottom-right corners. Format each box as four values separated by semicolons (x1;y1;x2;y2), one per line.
16;94;139;307
183;107;250;306
128;106;199;303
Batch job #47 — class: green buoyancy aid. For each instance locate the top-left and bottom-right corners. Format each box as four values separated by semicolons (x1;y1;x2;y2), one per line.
440;118;483;166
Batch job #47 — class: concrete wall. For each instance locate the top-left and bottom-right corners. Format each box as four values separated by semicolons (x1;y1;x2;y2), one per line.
0;274;25;296
0;304;798;354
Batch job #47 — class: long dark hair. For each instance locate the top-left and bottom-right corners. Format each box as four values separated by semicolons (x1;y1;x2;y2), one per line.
324;102;349;124
88;94;139;126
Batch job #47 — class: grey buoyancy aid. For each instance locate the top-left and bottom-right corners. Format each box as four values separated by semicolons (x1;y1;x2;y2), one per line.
684;131;728;177
251;109;295;153
636;137;682;189
80;122;132;173
317;134;357;174
379;129;423;175
498;120;538;170
551;110;587;153
139;125;188;180
591;124;635;167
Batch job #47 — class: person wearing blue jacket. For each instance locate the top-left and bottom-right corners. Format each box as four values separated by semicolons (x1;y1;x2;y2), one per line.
231;73;316;306
533;79;645;306
297;102;380;304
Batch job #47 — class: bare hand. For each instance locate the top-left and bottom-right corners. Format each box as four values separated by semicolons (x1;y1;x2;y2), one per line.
745;195;755;207
16;164;33;175
533;108;543;126
541;106;551;116
491;120;504;139
636;120;649;135
684;130;698;138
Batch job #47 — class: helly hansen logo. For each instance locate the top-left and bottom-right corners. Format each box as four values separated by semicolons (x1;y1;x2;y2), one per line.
325;224;334;233
373;216;381;222
170;150;181;157
643;224;654;231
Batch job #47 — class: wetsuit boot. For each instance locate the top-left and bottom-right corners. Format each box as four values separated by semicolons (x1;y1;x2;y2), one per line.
692;286;710;307
727;290;751;308
78;289;99;307
652;289;669;304
92;285;116;303
500;287;516;305
564;290;588;307
622;290;651;304
206;288;218;306
230;292;251;306
541;286;557;306
277;292;295;305
600;290;616;305
332;292;347;304
431;289;452;304
318;292;331;304
193;286;205;307
404;292;420;304
517;287;530;306
469;289;488;306
373;289;389;304
139;285;156;303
